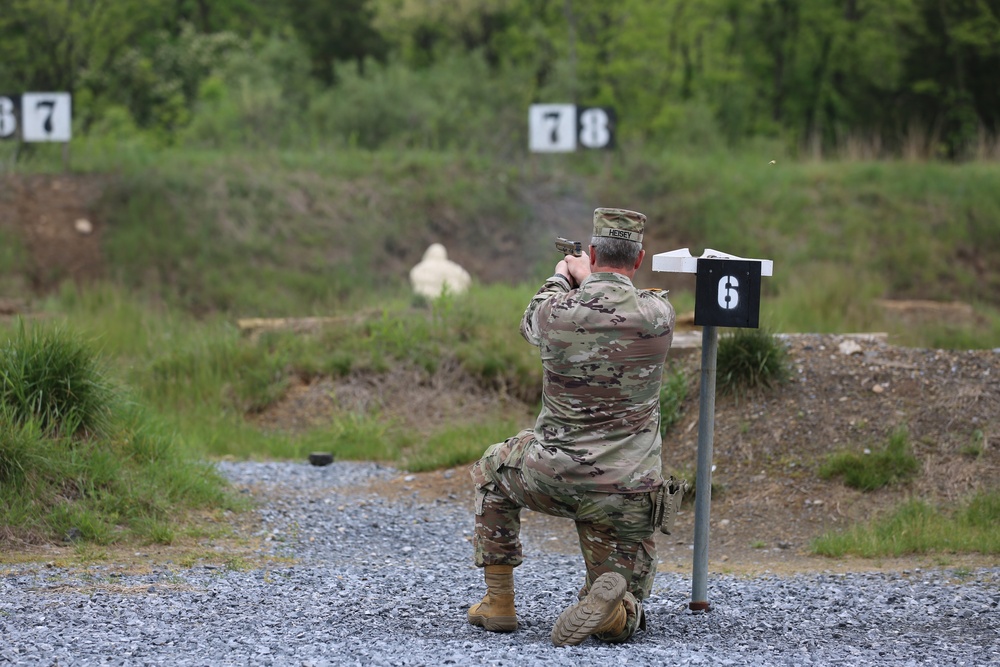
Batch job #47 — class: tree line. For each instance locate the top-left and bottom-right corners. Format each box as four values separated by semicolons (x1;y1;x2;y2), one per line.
1;0;997;158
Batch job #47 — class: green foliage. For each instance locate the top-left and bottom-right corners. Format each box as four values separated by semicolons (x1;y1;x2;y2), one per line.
403;417;520;472
0;323;116;437
716;328;790;396
765;263;886;335
960;490;1000;530
5;0;997;155
15;284;541;462
286;0;387;83
819;428;921;491
811;491;1000;557
181;33;316;148
0;323;239;546
297;413;402;462
659;368;688;438
307;52;531;151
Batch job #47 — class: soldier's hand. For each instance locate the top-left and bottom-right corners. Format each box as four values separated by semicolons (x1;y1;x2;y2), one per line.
555;258;572;283
556;252;591;288
564;251;591;287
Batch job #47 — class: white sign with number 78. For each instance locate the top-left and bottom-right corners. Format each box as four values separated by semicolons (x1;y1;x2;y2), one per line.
529;104;614;153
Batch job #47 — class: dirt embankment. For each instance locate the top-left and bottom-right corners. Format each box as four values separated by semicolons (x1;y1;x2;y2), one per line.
255;330;999;574
2;173;998;574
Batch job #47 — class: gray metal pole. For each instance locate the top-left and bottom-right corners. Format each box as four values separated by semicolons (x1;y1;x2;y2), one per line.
690;324;718;611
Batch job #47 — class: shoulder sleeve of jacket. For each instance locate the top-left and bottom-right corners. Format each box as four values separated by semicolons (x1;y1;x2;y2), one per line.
639;288;677;329
520;274;572;346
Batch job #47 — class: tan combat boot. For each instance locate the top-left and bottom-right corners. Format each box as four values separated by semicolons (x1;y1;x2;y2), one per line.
550;572;628;646
467;564;517;632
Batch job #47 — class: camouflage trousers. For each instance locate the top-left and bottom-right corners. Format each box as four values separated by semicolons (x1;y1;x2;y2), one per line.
471;431;657;642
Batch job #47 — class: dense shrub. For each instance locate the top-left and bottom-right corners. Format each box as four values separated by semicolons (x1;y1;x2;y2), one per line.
716;328;790;396
0;323;116;437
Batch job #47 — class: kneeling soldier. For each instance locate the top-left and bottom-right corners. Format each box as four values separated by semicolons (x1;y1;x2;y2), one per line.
468;208;676;645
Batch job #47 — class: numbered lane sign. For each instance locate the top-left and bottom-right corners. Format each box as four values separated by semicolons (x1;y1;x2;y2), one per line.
529;104;577;152
694;259;762;328
21;92;72;142
0;95;18;139
578;107;615;149
529;104;615;152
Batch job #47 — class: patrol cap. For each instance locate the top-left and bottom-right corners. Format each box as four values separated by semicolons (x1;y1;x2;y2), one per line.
593;207;645;243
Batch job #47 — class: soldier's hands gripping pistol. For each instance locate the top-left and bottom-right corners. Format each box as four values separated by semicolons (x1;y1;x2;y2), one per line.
555;237;582;257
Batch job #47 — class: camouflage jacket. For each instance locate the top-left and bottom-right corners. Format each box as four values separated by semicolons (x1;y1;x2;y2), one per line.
519;271;675;493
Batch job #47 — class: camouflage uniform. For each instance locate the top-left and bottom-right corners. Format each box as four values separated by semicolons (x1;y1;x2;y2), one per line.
471;234;675;643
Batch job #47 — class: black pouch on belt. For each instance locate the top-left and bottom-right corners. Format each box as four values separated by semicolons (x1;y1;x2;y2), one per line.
652;476;688;535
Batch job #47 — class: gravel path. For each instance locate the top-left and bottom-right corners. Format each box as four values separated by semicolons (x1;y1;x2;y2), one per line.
2;461;998;666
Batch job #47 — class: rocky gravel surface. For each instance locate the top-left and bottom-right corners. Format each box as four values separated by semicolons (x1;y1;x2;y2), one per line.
2;461;998;666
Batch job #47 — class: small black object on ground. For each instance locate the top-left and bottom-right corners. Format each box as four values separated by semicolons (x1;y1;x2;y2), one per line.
308;452;334;466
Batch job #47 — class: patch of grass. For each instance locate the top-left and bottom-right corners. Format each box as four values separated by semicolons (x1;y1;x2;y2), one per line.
888;303;1000;350
763;263;886;334
819;427;920;491
0;321;117;437
961;430;985;459
716;327;790;396
0;321;242;547
402;417;524;472
297;412;404;463
21;284;544;462
659;367;688;438
811;491;1000;557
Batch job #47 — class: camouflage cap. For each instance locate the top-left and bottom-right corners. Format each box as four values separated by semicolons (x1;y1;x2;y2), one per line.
593;207;645;243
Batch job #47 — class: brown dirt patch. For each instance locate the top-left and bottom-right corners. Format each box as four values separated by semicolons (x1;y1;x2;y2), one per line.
251;359;536;437
266;331;999;575
0;173;109;293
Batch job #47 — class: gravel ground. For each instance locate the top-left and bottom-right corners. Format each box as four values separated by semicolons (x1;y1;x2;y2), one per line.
2;461;998;666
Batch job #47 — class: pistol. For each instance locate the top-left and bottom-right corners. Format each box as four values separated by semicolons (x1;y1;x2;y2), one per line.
555;237;582;257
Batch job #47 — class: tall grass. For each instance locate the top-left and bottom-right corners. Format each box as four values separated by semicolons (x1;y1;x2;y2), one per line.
0;322;116;437
811;491;1000;557
715;328;790;396
14;283;540;465
0;322;239;546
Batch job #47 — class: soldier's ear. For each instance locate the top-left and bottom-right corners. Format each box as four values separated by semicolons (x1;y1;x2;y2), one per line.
589;246;597;268
634;249;646;271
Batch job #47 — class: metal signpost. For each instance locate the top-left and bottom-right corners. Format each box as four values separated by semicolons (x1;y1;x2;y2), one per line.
652;248;773;611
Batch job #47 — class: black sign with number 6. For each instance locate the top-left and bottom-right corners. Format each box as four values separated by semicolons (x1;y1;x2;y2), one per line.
694;259;762;328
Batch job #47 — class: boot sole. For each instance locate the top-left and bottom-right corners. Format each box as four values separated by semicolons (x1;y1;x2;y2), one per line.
467;612;517;633
550;572;627;647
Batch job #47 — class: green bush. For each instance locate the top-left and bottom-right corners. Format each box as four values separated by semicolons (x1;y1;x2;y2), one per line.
0;323;238;547
716;328;790;396
0;322;117;437
819;427;921;491
306;53;530;152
